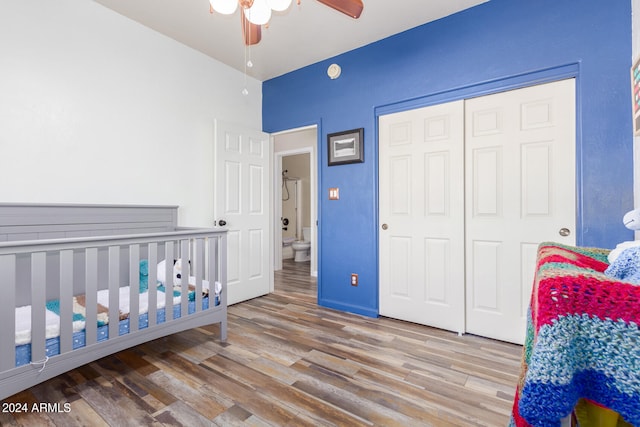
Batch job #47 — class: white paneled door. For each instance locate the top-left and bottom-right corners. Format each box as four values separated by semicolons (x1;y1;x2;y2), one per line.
379;100;466;334
465;79;575;343
214;120;271;305
379;79;575;344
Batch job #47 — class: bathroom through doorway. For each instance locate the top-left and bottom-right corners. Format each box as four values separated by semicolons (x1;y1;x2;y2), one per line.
273;126;317;277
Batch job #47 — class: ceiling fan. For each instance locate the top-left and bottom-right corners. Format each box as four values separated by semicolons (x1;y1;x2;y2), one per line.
209;0;364;45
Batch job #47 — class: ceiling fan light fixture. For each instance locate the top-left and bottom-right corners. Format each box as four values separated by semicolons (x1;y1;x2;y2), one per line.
246;0;272;25
266;0;292;12
209;0;363;47
209;0;238;15
240;8;262;45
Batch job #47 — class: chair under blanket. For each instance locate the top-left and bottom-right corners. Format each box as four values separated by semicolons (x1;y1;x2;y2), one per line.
509;242;640;427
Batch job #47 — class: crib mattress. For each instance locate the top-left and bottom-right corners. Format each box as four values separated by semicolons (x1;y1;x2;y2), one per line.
14;280;221;368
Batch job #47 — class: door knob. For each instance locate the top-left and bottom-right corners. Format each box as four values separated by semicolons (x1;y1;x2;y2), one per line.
381;223;388;230
217;219;227;227
559;227;570;236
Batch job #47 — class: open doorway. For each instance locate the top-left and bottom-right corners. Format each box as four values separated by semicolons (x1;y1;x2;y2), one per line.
273;126;317;277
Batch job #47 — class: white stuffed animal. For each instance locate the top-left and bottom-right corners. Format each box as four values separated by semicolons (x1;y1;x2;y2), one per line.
157;258;219;297
156;259;186;287
173;259;187;286
608;209;640;263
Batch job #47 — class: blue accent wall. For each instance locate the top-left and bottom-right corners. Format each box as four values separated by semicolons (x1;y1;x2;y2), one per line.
263;0;633;317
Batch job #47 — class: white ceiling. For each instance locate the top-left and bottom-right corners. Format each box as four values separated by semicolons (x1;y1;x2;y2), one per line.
94;0;488;81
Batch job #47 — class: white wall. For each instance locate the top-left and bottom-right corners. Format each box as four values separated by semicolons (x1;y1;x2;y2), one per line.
0;0;262;227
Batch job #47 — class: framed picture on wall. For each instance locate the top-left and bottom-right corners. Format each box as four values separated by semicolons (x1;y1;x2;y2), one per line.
327;128;364;166
631;56;640;136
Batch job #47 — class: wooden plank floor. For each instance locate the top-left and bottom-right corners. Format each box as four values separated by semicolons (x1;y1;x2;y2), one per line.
1;260;522;426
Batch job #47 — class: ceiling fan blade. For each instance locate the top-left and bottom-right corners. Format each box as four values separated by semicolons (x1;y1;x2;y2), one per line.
316;0;363;19
240;8;262;45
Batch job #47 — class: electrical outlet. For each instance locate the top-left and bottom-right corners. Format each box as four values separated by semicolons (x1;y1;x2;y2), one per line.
351;273;358;286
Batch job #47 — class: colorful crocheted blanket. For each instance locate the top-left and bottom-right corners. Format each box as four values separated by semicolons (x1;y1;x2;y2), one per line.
509;242;640;427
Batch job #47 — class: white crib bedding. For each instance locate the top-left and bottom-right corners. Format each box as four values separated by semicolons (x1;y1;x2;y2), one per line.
15;276;221;345
14;277;222;367
15;277;221;345
15;294;219;368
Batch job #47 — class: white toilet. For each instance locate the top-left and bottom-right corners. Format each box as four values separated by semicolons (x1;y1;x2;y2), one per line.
291;227;311;262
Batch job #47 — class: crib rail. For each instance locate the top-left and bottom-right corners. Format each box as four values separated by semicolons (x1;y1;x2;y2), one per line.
0;228;227;374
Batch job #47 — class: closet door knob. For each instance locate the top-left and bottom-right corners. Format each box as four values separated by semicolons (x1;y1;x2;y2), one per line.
217;219;227;227
381;223;388;230
559;227;570;236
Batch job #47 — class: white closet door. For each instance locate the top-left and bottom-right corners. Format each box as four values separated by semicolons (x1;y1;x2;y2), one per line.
214;120;271;305
379;100;466;334
465;79;576;344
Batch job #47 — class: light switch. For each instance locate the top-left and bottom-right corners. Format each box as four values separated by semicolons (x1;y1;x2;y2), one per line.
329;187;339;200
